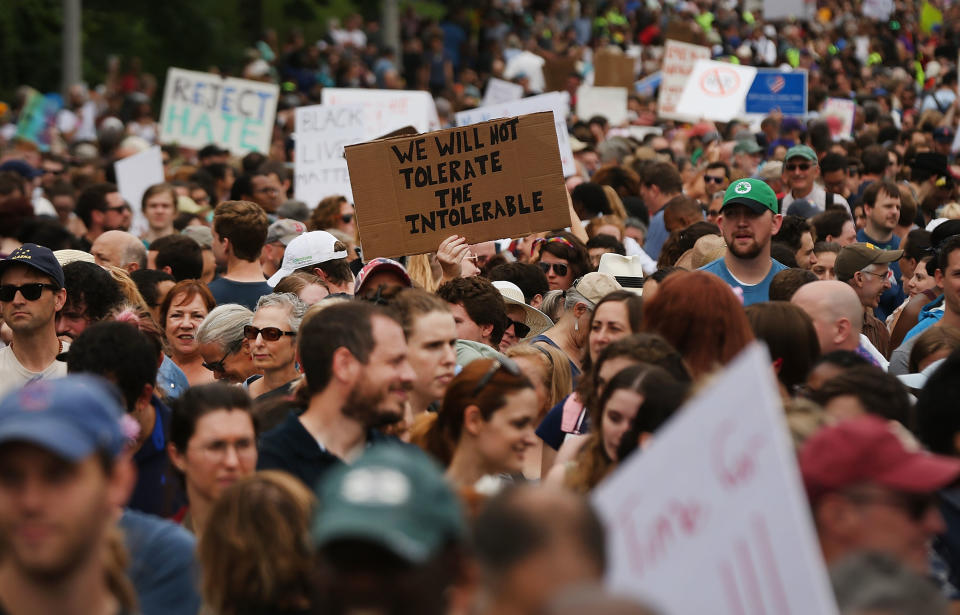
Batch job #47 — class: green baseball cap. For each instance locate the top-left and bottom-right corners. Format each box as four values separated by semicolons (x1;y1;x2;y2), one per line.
312;444;465;563
722;178;780;215
784;145;817;162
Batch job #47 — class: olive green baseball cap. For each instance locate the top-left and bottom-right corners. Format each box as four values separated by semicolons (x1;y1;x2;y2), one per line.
312;444;465;563
785;145;818;162
722;178;780;215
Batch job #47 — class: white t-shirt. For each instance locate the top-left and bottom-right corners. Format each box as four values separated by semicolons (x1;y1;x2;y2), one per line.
0;343;69;400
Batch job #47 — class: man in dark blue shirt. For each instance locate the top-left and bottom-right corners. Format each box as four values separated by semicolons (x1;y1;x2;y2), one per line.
258;301;415;489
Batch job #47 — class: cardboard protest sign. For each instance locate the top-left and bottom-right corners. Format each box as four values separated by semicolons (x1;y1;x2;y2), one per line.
822;98;856;140
577;86;629;126
345;112;569;259
592;343;839;615
321;88;440;136
114;146;165;236
482;78;524;107
455;92;576;177
543;56;578;93
594;49;636;88
159;68;279;154
745;69;808;116
675;60;757;123
293;104;366;207
658;40;712;120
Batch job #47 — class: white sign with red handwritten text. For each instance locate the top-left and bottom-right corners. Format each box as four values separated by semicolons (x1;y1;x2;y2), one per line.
592;343;839;615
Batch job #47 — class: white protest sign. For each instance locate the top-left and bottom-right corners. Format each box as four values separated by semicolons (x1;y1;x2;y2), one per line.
658;40;712;121
321;88;440;136
114;146;165;236
293;104;367;207
159;68;279;154
576;86;629;126
455;92;576;177
763;0;814;20
482;78;524;107
822;98;856;140
675;60;757;123
592;343;839;615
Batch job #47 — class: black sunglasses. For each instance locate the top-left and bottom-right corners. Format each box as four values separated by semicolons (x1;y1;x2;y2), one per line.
342;213;354;223
509;319;531;339
472;357;523;395
785;162;814;172
202;346;233;373
104;203;131;213
704;175;726;184
538;262;569;277
0;283;58;302
243;325;296;342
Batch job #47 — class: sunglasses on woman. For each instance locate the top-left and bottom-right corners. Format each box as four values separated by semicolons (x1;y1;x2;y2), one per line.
342;213;354;223
538;262;569;277
243;325;296;342
509;319;531;339
0;283;58;302
472;356;523;395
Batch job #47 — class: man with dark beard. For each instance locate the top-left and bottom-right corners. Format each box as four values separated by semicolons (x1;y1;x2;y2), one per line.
700;178;786;306
256;302;415;488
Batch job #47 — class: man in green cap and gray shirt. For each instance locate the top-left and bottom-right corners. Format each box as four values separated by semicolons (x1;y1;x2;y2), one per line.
700;178;787;306
781;145;851;214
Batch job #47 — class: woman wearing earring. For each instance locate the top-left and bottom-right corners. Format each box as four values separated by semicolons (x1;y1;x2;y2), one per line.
527;272;622;380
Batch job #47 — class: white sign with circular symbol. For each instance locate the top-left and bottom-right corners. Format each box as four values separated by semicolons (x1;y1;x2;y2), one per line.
699;68;741;97
675;60;758;123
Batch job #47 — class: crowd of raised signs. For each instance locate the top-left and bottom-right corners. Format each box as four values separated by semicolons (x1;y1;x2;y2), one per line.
5;1;960;614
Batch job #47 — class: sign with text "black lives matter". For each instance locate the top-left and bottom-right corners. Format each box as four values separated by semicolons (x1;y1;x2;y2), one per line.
344;111;569;259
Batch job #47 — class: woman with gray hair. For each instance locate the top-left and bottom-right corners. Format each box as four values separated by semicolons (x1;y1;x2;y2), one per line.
245;293;307;402
197;304;256;384
528;273;622;379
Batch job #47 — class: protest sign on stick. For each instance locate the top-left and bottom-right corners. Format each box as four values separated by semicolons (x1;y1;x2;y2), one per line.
159;68;279;154
592;343;839;615
345;111;569;259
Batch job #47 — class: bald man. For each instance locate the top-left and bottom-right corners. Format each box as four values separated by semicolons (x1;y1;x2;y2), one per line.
90;230;147;273
791;280;864;354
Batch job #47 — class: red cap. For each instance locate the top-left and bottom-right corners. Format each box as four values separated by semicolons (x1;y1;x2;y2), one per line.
799;415;960;502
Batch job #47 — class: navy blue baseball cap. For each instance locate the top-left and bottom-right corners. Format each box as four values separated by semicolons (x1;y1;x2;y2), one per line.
0;243;65;288
0;375;128;461
0;160;42;180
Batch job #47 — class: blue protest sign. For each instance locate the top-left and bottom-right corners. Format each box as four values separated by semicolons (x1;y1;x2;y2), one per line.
745;70;807;116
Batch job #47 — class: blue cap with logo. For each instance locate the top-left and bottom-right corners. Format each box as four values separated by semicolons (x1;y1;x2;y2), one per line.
0;243;65;288
0;375;128;461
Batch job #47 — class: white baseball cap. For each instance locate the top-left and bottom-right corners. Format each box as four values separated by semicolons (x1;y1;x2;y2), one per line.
267;230;347;287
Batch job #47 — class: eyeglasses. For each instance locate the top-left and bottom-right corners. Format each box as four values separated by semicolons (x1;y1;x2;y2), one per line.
859;269;887;280
0;283;59;302
243;325;296;342
202;346;233;373
843;489;939;522
254;186;280;195
509;319;531;339
341;213;354;223
538;262;569;277
785;162;814;172
472;356;523;395
704;175;726;184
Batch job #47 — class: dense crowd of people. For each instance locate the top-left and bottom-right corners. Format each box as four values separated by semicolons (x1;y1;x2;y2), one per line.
4;0;960;613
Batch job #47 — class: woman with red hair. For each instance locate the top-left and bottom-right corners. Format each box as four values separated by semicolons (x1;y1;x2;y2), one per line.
641;271;754;380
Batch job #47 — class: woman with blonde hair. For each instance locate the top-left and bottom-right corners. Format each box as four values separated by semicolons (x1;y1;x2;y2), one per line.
198;471;315;615
504;343;573;479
